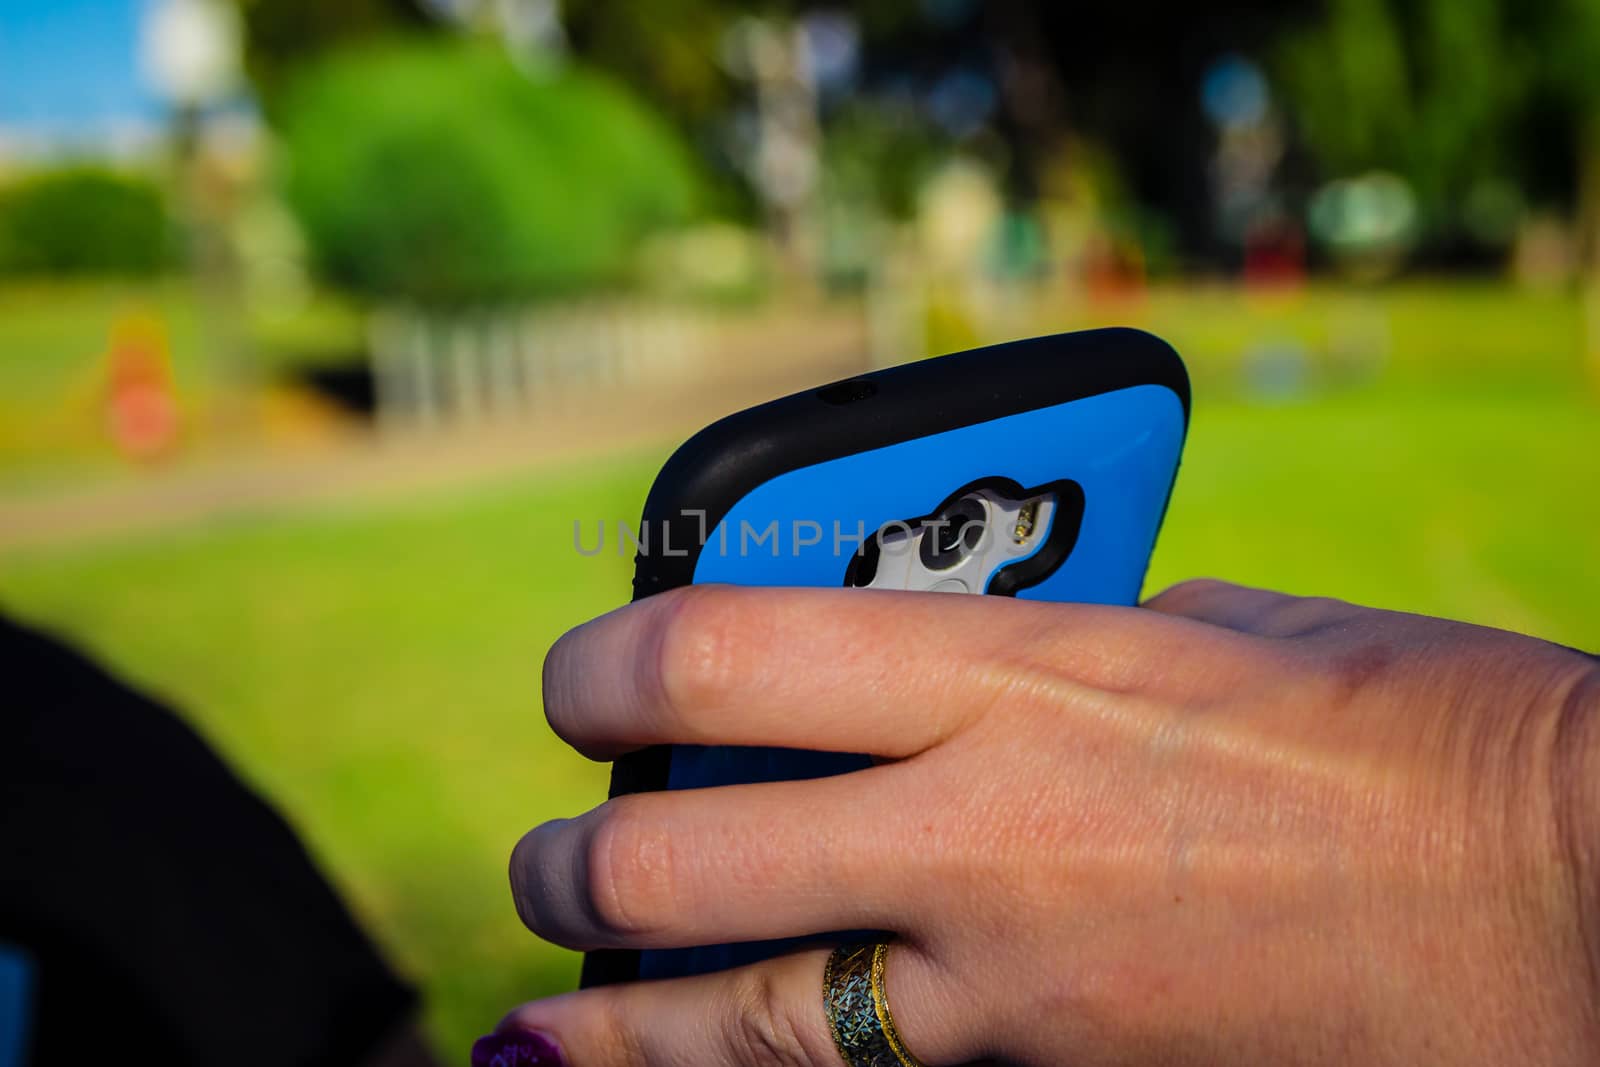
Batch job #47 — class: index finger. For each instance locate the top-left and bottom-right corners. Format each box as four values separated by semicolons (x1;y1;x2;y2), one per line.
542;583;1221;761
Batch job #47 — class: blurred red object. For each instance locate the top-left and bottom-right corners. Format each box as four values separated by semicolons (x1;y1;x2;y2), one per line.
1242;215;1306;291
104;312;181;462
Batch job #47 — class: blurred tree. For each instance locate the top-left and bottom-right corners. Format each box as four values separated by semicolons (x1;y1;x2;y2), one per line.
1276;0;1600;243
1277;0;1525;239
1524;0;1600;251
558;0;785;222
279;39;699;305
232;0;433;103
1277;0;1412;179
561;0;748;128
0;169;172;277
822;101;946;223
903;1;1311;263
1278;0;1600;385
1527;0;1600;390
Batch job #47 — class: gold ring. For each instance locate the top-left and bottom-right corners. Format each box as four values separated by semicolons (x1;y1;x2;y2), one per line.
823;941;927;1067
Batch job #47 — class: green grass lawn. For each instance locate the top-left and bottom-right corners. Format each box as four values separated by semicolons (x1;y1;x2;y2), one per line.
1;282;1598;1058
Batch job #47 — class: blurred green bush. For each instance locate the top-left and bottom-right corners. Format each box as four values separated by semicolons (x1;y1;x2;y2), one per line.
0;168;172;277
279;39;700;306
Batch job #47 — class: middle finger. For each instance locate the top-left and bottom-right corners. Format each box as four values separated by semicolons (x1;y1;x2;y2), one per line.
510;761;934;951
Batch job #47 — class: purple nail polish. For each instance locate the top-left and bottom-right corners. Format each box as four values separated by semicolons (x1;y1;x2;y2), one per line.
470;1030;565;1067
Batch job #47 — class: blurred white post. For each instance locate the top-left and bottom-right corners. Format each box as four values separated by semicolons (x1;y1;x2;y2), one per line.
728;17;822;281
519;310;546;408
369;308;409;436
486;315;522;418
448;316;485;428
373;299;719;431
409;315;440;430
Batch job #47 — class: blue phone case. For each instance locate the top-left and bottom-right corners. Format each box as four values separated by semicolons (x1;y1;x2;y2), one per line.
581;327;1188;987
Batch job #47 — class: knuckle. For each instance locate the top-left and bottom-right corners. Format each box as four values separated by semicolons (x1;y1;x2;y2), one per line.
591;992;652;1067
726;968;821;1067
1162;576;1233;602
1266;594;1356;637
1317;637;1399;704
650;585;750;730
584;797;679;942
1145;575;1228;607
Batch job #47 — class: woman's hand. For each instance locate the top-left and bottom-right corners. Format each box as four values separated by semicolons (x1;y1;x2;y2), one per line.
490;580;1600;1066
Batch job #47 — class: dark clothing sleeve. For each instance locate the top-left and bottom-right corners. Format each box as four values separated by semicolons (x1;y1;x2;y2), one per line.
0;614;417;1067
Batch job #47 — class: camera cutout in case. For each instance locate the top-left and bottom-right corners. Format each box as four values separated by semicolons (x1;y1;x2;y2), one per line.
843;476;1086;596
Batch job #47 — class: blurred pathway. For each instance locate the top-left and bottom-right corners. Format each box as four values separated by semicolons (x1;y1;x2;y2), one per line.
0;318;868;553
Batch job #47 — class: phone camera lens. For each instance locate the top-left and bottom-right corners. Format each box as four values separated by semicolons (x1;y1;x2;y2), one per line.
919;496;987;571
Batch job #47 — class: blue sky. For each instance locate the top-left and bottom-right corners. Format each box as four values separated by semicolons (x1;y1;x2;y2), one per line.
0;0;167;143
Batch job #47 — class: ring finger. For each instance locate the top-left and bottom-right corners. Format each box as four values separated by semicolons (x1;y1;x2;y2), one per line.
485;942;980;1067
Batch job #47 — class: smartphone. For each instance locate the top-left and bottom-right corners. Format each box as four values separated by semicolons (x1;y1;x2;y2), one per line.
579;326;1189;988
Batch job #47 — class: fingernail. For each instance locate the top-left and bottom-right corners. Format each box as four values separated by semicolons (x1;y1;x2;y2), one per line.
470;1029;566;1067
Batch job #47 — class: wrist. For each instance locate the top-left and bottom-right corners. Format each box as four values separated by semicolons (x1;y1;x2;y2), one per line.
1554;659;1600;1027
